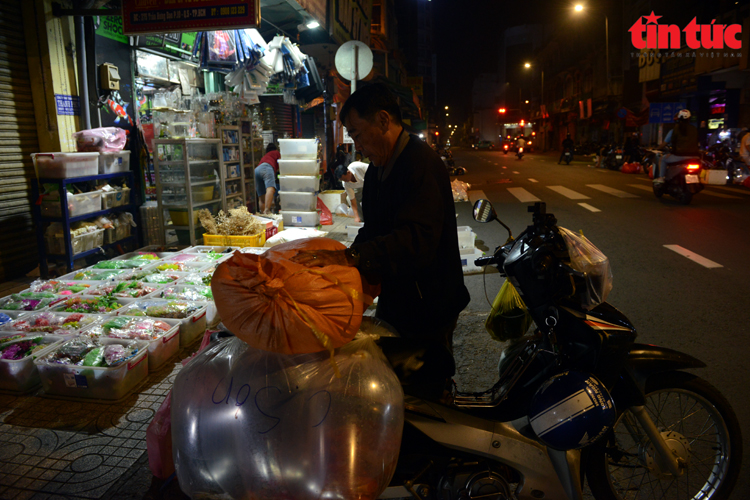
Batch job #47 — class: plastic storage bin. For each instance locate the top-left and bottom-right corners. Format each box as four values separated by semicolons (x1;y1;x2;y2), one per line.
278;159;320;176
279;191;317;211
1;312;104;336
457;226;476;249
32;152;99;178
281;210;320;227
278;138;318;159
0;335;66;393
460;247;484;273
116;300;208;347
41;191;103;217
98;151;130;174
88;317;180;371
278;175;320;192
101;187;131;209
346;222;364;241
35;338;150;400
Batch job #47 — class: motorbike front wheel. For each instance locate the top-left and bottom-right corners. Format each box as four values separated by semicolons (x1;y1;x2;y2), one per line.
586;371;742;500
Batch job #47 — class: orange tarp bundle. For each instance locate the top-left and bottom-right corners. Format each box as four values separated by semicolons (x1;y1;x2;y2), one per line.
212;238;374;355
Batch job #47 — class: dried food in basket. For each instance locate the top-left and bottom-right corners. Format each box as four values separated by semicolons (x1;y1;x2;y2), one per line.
91;281;158;298
198;206;264;236
57;296;122;314
9;312;98;334
1;337;46;360
123;301;200;319
91;317;172;341
41;337;140;367
157;286;213;301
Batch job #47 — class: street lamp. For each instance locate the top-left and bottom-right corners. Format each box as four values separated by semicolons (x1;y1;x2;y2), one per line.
574;4;609;95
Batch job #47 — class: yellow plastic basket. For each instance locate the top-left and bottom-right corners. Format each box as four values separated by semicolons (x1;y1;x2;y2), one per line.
203;232;266;247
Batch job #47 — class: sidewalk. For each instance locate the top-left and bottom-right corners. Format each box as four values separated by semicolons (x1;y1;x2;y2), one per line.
0;215;360;500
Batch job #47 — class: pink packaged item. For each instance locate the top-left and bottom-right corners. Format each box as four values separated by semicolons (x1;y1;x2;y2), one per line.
73;127;127;152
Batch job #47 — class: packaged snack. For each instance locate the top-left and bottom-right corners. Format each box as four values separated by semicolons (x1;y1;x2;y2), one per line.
0;337;46;360
56;296;122;314
0;293;58;311
42;337;140;367
91;317;172;341
121;301;200;319
29;279;93;295
90;281;158;298
180;272;213;286
157;286;213;301
7;312;98;335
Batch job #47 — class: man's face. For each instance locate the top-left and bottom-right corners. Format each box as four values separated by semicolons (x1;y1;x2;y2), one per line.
344;109;391;166
341;171;355;183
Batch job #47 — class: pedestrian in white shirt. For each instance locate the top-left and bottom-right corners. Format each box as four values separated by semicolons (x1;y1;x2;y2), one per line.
335;160;369;222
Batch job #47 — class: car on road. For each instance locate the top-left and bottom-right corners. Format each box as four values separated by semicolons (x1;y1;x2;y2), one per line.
473;140;495;150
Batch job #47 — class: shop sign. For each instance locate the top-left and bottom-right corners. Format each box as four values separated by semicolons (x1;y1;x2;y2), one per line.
55;95;80;116
330;0;371;46
648;102;686;123
122;0;260;35
96;15;129;44
638;48;660;82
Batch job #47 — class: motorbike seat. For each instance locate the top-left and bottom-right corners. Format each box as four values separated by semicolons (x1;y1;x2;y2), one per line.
376;337;455;401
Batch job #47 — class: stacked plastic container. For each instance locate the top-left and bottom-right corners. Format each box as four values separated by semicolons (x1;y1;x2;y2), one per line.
457;225;483;273
277;139;320;227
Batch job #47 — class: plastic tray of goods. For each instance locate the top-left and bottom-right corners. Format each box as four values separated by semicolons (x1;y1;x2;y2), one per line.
0;311;29;330
457;226;476;249
116;300;208;347
111;251;174;262
41;190;103;218
115;268;188;285
34;337;150;400
278;175;320;193
278;138;318;159
25;279;97;296
100;187;131;209
460;247;484;272
0;292;69;313
50;296;133;315
279;191;317;211
278;159;320;176
45;228;105;256
150;285;213;302
346;222;364;241
88;281;163;300
98;151;130;174
89;258;157;271
150;261;210;273
280;210;319;228
180;246;239;257
59;268;126;281
165;253;216;264
1;312;104;336
32;152;99;179
87;317;180;371
0;335;66;393
177;271;214;287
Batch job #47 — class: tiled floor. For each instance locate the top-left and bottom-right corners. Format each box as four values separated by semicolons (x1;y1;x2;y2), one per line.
0;215;356;499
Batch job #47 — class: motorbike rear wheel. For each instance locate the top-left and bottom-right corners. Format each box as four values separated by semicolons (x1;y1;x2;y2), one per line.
652;182;664;198
586;371;742;500
678;190;693;205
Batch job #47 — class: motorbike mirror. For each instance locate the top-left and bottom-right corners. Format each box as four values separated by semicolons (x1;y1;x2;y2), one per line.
473;199;497;223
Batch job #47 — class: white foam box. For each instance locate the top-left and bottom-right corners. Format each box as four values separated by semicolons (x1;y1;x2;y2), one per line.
88;317;181;371
278;175;320;192
281;210;319;227
279;191;317;211
318;190;347;212
460;247;484;273
98;151;131;174
35;338;150;400
457;226;476;249
115;299;208;347
704;169;728;185
278;138;318;159
0;335;66;393
346;222;364;241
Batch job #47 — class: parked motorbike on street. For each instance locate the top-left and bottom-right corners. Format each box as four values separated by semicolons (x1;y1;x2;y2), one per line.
603;144;625;170
376;201;741;500
651;149;705;204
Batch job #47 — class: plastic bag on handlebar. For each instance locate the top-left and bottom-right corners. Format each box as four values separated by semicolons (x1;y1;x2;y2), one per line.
485;280;534;342
171;333;404;500
558;227;613;310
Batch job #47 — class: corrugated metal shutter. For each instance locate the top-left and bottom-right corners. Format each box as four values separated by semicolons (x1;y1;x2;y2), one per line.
266;96;296;137
0;2;40;280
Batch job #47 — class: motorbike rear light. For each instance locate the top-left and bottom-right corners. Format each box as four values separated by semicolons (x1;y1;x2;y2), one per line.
504;144;508;149
528;141;532;145
519;147;524;153
686;164;700;171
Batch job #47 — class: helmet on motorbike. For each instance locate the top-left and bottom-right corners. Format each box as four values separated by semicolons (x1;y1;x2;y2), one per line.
529;371;616;450
676;109;691;120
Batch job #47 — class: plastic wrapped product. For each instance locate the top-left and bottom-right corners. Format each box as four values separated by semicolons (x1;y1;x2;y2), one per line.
120;300;200;319
92;317;172;341
0;293;57;311
42;337;139;367
157;286;212;301
55;296;122;314
73;127;127;152
29;279;93;295
142;272;181;284
0;313;13;327
7;312;98;335
172;334;404;500
90;281;158;298
1;337;46;360
180;272;213;286
558;227;613;310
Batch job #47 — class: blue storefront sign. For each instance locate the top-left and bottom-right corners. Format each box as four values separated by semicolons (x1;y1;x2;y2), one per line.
54;94;80;116
649;102;686;124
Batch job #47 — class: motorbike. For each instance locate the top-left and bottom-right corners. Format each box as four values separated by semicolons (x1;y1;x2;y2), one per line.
503;143;510;155
562;148;573;165
375;200;741;500
603;145;625;170
651;149;705;204
516;146;524;160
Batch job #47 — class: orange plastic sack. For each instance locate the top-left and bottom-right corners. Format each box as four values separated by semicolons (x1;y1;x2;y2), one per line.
212;238;371;356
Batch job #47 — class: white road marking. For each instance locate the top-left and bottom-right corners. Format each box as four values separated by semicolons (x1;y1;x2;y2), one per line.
628;184;653;192
529;178;539;183
508;187;541;202
547;186;590;199
578;203;601;212
467;190;488;203
586;184;639;198
664;245;723;269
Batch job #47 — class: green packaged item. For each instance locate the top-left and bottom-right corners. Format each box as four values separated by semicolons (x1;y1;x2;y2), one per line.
83;347;105;366
485;280;534;342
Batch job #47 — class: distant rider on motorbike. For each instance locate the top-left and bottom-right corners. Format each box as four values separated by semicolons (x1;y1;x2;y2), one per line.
558;133;574;164
653;109;699;185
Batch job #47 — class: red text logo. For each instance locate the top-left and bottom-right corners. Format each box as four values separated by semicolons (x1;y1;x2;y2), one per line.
629;12;742;50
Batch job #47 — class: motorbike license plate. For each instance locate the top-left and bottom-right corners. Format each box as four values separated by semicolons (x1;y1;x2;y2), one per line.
616;155;622;160
685;174;699;184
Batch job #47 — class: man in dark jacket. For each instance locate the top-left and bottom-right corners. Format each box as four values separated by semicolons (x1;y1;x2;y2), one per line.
292;83;470;351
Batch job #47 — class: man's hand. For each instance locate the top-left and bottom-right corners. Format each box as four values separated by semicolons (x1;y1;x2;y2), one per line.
290;249;350;267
